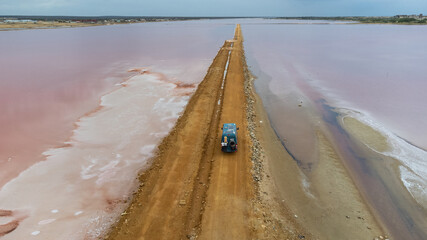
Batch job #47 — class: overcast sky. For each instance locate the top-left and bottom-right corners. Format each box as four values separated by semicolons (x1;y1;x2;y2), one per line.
1;0;426;17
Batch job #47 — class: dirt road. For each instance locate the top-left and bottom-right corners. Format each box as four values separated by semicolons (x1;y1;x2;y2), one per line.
106;24;257;240
198;25;255;239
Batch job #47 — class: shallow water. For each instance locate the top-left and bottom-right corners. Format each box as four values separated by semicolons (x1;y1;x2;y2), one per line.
0;73;191;239
242;19;427;239
0;21;234;239
243;21;427;150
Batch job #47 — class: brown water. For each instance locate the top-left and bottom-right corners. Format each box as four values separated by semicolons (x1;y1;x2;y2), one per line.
0;21;234;239
242;19;427;239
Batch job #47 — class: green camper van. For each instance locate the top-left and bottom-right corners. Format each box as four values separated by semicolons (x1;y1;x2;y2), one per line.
221;123;239;153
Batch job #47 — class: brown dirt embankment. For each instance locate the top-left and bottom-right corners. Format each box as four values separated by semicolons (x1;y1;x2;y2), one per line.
105;23;308;240
104;25;248;240
197;24;306;240
104;23;387;240
197;24;256;240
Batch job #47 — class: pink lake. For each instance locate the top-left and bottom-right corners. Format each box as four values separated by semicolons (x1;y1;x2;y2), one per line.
0;20;234;239
241;19;427;240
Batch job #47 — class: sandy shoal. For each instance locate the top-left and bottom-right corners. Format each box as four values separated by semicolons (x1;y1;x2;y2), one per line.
247;77;387;239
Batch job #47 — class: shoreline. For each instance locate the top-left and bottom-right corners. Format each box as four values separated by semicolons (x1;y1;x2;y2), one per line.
0;18;199;31
244;54;389;238
246;80;387;239
337;111;427;239
3;17;426;32
0;21;131;31
243;52;309;239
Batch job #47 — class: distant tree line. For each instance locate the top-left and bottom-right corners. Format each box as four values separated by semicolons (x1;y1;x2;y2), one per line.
357;17;426;24
274;16;427;24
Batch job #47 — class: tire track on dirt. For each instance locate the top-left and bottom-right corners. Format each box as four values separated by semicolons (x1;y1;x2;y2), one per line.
198;24;256;240
106;34;233;240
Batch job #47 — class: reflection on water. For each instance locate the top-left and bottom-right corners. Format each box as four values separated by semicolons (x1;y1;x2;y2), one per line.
0;21;234;239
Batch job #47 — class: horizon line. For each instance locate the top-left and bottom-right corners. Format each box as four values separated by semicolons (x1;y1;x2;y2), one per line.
0;14;412;18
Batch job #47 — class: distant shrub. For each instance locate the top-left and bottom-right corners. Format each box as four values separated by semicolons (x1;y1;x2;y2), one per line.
397;18;416;23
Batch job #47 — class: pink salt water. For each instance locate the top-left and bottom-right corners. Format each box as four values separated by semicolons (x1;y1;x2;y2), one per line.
241;19;427;240
0;21;234;239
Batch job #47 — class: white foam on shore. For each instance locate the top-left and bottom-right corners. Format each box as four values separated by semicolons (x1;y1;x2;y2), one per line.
340;109;427;207
0;72;194;239
301;177;315;199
